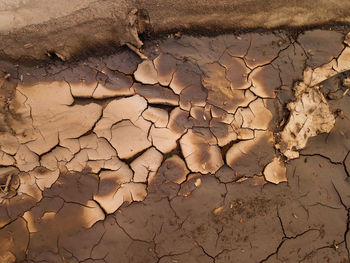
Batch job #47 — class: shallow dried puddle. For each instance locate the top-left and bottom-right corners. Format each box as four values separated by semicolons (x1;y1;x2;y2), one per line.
1;30;350;263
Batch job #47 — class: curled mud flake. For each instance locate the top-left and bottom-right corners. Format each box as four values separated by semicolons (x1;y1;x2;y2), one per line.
202;63;253;113
134;59;158;85
14;145;39;172
278;83;335;159
180;128;224;174
219;51;251;90
263;157;287;184
142;106;169;128
335;46;350;72
93;68;134;98
131;147;163;183
130;48;148;63
82;200;105;228
345;32;350;46
238;98;273;130
148;125;179;154
249;64;280;98
236;178;249;184
306;47;350;87
153;53;178;86
110;120;151;159
305;62;338;87
133;83;179;106
22;210;37;233
101;156;126;171
94;94;148;140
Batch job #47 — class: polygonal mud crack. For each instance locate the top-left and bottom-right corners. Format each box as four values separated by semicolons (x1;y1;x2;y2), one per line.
0;29;350;263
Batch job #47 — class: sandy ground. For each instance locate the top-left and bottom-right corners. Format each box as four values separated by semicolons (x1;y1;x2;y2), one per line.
0;29;350;263
1;0;350;62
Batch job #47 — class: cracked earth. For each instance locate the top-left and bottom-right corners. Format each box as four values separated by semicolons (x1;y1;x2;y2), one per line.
1;29;350;263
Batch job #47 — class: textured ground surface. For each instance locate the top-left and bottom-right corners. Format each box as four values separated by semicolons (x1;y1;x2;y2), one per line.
1;29;350;263
2;0;350;62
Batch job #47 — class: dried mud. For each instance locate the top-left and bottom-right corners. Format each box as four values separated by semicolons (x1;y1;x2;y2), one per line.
0;29;350;263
